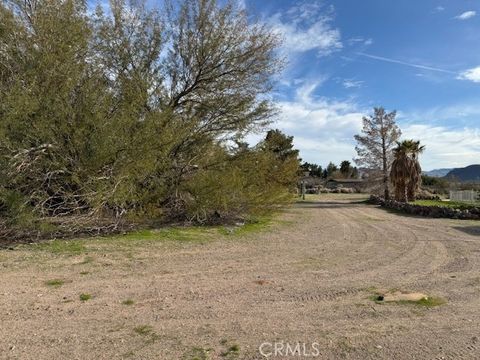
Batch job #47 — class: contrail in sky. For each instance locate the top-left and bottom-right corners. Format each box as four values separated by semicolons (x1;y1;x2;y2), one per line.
356;52;458;74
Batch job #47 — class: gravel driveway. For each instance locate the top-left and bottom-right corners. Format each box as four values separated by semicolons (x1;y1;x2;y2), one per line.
1;194;479;359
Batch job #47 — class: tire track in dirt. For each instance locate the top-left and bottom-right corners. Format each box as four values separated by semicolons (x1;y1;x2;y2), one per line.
3;195;480;359
314;205;451;287
283;286;362;303
285;199;480;359
277;203;449;304
356;209;478;291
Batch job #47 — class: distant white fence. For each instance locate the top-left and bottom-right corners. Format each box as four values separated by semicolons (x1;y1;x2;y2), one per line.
449;190;478;202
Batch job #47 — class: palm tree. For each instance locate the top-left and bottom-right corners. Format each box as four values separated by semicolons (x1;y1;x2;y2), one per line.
390;140;425;202
390;143;411;202
407;140;425;201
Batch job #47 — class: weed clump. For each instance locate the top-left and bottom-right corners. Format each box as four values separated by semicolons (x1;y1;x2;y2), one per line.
79;293;92;302
45;279;64;288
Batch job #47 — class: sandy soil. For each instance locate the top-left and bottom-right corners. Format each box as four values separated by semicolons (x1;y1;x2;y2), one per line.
1;194;480;359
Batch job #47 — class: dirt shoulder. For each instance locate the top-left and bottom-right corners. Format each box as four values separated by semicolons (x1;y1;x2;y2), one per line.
1;194;479;359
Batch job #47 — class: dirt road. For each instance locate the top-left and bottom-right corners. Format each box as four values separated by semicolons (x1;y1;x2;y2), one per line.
1;194;480;359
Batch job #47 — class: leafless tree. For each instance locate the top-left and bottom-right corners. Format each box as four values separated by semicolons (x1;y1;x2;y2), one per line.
354;107;401;200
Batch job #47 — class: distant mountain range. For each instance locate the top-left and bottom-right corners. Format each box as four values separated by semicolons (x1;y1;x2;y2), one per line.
424;165;480;182
423;168;453;178
444;165;480;182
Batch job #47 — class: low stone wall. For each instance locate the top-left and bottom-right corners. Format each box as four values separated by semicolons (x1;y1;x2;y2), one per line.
368;195;480;220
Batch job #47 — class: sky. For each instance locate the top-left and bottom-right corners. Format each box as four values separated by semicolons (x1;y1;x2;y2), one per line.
240;0;480;171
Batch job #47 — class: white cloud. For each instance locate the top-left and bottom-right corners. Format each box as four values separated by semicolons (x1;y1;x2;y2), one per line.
357;52;456;74
236;0;246;10
398;103;480;169
268;1;342;57
256;0;480;169
402;125;480;170
348;37;373;46
458;66;480;82
402;103;480;123
342;79;364;89
269;82;366;165
455;11;476;20
268;87;480;169
435;6;445;12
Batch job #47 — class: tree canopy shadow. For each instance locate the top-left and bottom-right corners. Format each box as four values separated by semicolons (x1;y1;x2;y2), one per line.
453;226;480;237
295;200;368;209
377;206;426;219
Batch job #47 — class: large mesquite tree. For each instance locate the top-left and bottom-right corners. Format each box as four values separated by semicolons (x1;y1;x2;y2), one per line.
0;0;291;236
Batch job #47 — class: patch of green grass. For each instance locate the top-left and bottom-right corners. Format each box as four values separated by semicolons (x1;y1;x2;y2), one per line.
156;227;212;242
369;294;446;307
221;344;240;358
133;325;154;336
412;200;480;210
97;227;214;247
122;299;134;305
45;279;65;288
118;229;160;241
34;239;86;255
369;294;385;304
79;271;89;275
18;212;289;255
132;324;160;344
14;209;292;257
79;293;92;301
218;215;273;236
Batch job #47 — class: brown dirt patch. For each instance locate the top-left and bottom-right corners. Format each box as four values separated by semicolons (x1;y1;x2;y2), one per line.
1;194;480;359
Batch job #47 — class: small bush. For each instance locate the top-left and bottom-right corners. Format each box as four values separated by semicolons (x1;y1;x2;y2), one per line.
45;279;64;288
221;344;240;357
133;325;154;336
79;293;92;302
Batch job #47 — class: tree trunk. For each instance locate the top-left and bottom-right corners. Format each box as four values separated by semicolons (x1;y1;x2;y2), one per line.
381;132;390;200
